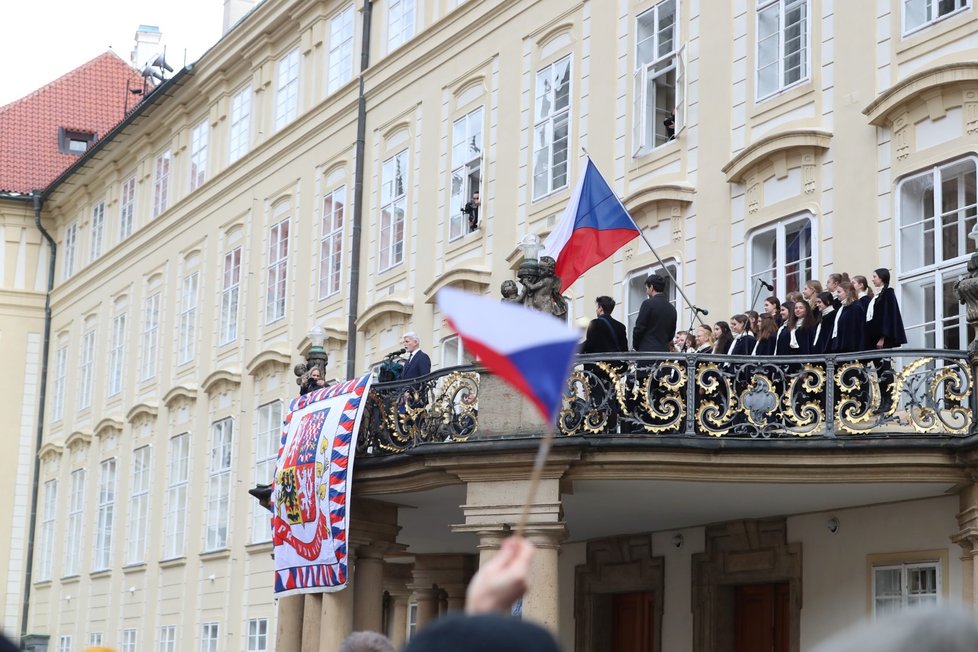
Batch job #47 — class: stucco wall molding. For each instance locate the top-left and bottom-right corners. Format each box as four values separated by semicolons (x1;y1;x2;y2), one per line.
162;384;199;408
864;61;978;126
622;183;696;213
355;298;414;331
723;130;833;184
126;402;159;423
202;369;243;395
423;267;492;304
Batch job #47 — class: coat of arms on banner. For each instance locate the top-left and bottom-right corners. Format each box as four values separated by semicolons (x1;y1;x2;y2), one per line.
272;373;372;596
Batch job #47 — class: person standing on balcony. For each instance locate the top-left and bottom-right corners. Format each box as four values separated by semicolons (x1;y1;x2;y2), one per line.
763;296;782;326
812;292;836;354
866;268;907;350
712;321;733;354
753;314;778;355
829;282;866;353
727;314;756;355
853;274;874;312
632;274;677;352
790;300;817;355
774;302;795;355
400;332;431;380
582;296;628;353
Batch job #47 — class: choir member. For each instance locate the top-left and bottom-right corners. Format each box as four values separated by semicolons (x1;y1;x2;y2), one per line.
812;291;836;354
829;281;866;353
713;321;733;355
728;314;757;355
853;275;874;312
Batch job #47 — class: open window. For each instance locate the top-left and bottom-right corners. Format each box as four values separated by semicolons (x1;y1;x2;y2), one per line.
633;0;685;155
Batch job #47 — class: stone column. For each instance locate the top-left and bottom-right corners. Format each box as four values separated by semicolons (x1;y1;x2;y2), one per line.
383;562;413;648
522;526;566;630
953;482;978;613
411;587;442;630
352;547;387;631
275;595;304;652
319;573;355;651
300;594;323;652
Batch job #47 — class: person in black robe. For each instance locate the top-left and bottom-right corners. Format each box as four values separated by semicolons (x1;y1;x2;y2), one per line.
774;302;796;356
853;274;874;312
713;321;734;355
866;268;908;413
812;292;836;354
728;314;757;355
790;300;817;355
763;296;783;326
829;282;866;354
753;314;778;355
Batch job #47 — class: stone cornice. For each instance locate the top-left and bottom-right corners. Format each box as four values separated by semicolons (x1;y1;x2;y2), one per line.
201;369;243;394
125;402;159;423
423;267;492;304
864;61;978;126
93;417;124;439
162;384;198;408
355;298;414;331
722;129;833;183
65;430;94;449
38;442;64;460
246;348;292;376
622;183;696;213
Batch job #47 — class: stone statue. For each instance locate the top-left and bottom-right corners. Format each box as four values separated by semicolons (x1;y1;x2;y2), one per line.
953;253;978;355
519;256;568;318
500;279;521;304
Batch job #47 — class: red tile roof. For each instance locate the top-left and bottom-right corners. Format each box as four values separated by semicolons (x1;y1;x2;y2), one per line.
0;51;147;194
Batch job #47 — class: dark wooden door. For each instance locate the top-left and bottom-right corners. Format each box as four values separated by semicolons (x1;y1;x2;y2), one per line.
611;591;654;652
734;582;789;652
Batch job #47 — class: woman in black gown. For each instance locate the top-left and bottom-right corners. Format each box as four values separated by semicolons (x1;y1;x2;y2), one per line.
774;302;796;356
829;282;866;354
866;268;908;413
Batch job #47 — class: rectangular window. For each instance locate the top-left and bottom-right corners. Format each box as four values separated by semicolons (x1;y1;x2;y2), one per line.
253;401;282;543
120;175;136;240
90;201;105;260
749;215;813;301
64;469;85;575
634;0;684;153
407;603;418;639
247;618;269;652
265;216;290;323
533;56;572;199
89;633;103;647
108;312;127;397
141;293;161;381
220;247;242;344
327;5;355;94
380;151;408;271
63;222;78;280
440;335;473;367
201;623;219;652
51;345;67;422
229;86;252;163
38;479;57;581
59;635;71;652
153;149;172;217
756;0;809;100
450;107;483;241
78;329;95;409
164;434;190;559
94;458;116;571
122;629;137;652
388;0;416;50
178;271;199;365
206;419;233;551
275;48;300;131
873;561;941;616
904;0;969;33
127;445;151;564
319;186;345;298
159;625;177;652
190;120;209;191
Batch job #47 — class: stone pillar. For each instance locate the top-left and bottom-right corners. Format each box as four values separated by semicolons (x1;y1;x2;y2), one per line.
275;595;304;652
953;482;978;613
300;594;323;652
383;562;413;648
353;547;387;631
319;575;355;651
411;587;442;630
522;526;566;630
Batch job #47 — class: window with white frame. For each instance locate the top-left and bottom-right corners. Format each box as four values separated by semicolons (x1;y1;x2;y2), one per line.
122;629;137;652
127;445;151;564
904;0;970;34
93;458;116;571
627;263;680;334
120;175;136;240
63;222;78;280
634;0;685;153
388;0;416;51
159;625;177;652
253;401;281;543
64;469;84;575
749;214;813;300
153;149;172;217
247;618;269;652
51;344;67;422
440;335;473;367
164;433;189;559
265;211;290;323
898;157;977;349
327;5;355;94
319;186;345;298
190;119;209;191
90;201;105;260
108;311;127;397
78;328;95;409
206;418;233;550
178;271;199;365
229;85;252;163
533;56;572;199
756;0;809;100
89;633;103;647
450;107;483;240
201;623;219;652
275;48;300;131
37;479;57;581
873;560;940;616
380;150;408;271
58;635;71;652
220;247;241;344
407;602;418;639
142;291;161;380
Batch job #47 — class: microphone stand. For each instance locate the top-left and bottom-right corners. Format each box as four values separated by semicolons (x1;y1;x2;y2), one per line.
750;278;768;313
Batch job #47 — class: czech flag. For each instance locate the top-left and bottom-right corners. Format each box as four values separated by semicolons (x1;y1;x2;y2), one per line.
436;287;580;423
543;159;642;292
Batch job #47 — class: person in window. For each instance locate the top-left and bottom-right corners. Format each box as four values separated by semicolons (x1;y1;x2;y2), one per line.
727;314;756;355
712;321;733;354
866;268;907;350
664;110;676;140
461;191;481;231
752;314;778;355
812;292;836;354
853;274;875;312
829;282;866;354
400;332;432;380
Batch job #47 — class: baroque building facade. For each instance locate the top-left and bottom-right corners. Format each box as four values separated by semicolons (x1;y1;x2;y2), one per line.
8;0;978;650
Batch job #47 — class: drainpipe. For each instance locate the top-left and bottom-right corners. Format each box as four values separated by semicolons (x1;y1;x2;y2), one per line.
346;0;373;380
21;191;55;642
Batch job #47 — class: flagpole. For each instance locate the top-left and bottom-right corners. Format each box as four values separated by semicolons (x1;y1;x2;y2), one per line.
514;422;556;537
579;150;706;329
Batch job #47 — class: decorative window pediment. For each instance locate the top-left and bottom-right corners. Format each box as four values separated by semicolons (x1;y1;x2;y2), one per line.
722;129;832;184
126;402;159;424
355;298;413;331
246;348;292;378
423;267;491;304
93;417;124;440
65;430;94;450
202;369;243;396
622;183;696;213
38;442;64;462
863;61;978;127
163;384;198;409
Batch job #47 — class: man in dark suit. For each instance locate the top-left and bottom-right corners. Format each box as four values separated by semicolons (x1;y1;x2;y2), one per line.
400;332;431;380
582;296;628;353
632;274;677;352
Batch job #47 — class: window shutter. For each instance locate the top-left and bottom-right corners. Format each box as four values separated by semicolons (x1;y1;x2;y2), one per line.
633;67;646;155
676;45;687;135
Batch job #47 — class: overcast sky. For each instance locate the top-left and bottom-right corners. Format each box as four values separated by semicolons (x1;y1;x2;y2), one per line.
0;0;224;106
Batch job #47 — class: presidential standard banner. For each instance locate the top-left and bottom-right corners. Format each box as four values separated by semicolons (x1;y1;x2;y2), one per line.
272;373;372;596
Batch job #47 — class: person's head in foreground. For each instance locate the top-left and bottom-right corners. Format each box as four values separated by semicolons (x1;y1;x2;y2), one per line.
812;607;978;652
401;613;561;652
338;631;395;652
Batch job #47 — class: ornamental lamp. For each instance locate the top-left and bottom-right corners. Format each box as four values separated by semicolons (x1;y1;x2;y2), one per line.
518;233;544;281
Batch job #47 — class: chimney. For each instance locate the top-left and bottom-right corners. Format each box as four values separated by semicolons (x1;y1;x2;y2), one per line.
223;0;260;34
131;25;162;69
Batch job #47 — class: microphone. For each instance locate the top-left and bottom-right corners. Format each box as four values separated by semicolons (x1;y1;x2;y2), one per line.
693;306;709;315
759;279;774;291
389;348;406;356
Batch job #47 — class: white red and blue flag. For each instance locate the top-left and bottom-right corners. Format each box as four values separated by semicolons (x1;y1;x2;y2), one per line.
436;287;579;423
542;158;642;292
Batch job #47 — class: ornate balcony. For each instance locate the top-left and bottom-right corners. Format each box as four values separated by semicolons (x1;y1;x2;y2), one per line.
357;349;976;456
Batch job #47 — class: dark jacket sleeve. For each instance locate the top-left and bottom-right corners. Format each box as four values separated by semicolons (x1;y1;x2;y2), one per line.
868;288;908;347
581;321;600;354
416;351;431;376
615;320;629;352
632;300;650;351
